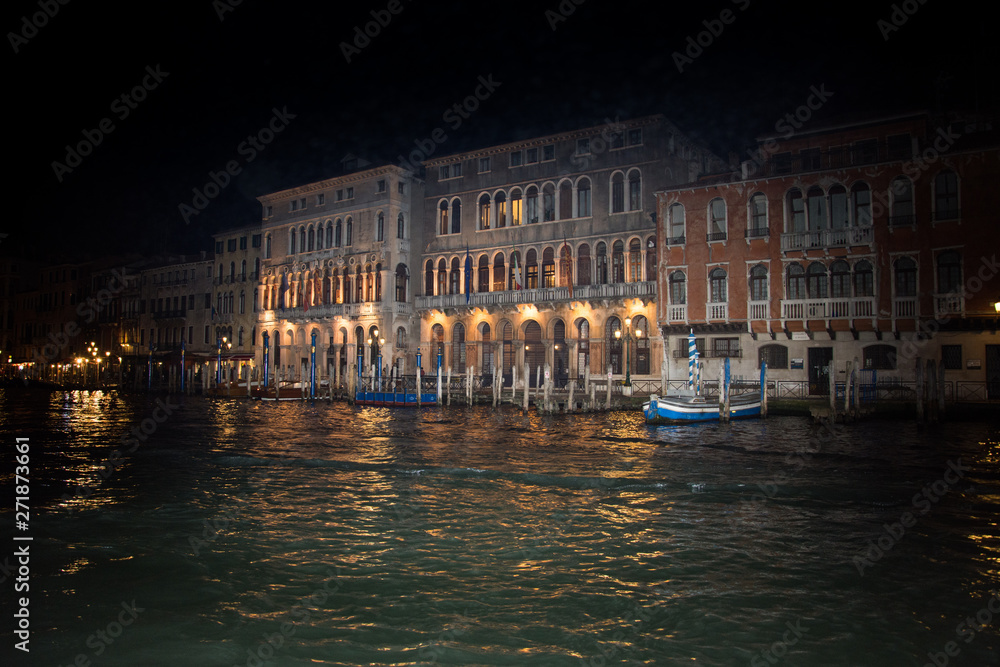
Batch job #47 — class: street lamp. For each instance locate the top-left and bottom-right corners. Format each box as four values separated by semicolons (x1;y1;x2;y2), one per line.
624;317;633;387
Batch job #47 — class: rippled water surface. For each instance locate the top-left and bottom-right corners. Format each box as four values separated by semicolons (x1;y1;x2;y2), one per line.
2;388;999;666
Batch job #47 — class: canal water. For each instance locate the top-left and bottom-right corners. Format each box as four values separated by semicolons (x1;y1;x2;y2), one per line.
2;388;999;666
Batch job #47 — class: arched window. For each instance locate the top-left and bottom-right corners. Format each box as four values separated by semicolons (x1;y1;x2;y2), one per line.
343;270;351;304
397;212;405;239
628;170;642;211
542;247;555;288
595;242;608;284
806;262;827;298
395;264;408;302
365;265;373;302
525;186;539;224
934;170;959;220
829;185;849;230
431;324;445;365
542;183;555;221
511;190;523;226
449;257;461;295
346;218;353;246
830;260;851;298
478;255;490;292
709;268;727;303
759;344;788;369
605;316;622;374
454;323;466;368
325;222;332;248
265;234;272;259
854;260;874;297
316;224;324;250
553;319;568;386
890;177;914;226
396;326;406;349
577;178;592;217
611;172;625;213
611;240;625;283
852;183;872;226
577;244;591;286
667;203;685;244
894;257;917;297
493;253;506;292
501;321;513;382
558;181;573;219
669;270;686;304
786;263;805;300
628;239;642;282
495;191;507;228
787;189;805;232
479;194;492;230
750;265;768;301
451;200;461;234
560;244;573;290
633;315;649;374
375;263;382;301
424;260;434;296
332;269;341;304
300;227;306;253
307;226;315;251
239;290;245;314
376;212;384;242
240;260;246;280
289;229;297;254
937;251;962;293
437;258;447;296
863;344;897;370
439;201;449;235
525;249;538;289
525;321;544;382
708;198;727;240
355;266;363;303
807;186;827;231
335;219;343;247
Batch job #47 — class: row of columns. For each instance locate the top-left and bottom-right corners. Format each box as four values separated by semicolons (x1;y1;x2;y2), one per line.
262;268;389;310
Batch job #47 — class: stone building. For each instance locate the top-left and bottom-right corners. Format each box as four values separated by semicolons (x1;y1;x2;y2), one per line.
415;115;725;388
656;112;1000;398
256;164;422;385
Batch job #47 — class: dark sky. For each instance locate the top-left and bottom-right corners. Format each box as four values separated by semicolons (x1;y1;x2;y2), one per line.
5;0;994;261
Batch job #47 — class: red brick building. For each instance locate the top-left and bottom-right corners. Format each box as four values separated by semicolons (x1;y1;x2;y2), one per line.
655;112;1000;398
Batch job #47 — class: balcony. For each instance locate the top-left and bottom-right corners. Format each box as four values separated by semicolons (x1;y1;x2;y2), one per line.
414;281;657;312
780;225;873;251
747;300;769;320
893;297;917;318
933;209;961;222
706;231;727;243
666;304;687;322
261;302;377;321
745;228;769;239
781;297;876;320
934;294;964;318
706;302;728;321
665;235;686;246
889;214;916;227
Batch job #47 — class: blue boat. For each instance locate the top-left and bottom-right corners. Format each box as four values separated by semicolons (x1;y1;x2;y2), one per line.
354;391;437;406
642;332;764;424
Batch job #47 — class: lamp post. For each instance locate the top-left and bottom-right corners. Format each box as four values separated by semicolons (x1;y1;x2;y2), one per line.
262;331;270;389
310;331;317;399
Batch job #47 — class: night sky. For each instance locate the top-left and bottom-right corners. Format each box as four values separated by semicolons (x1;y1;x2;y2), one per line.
5;0;994;261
